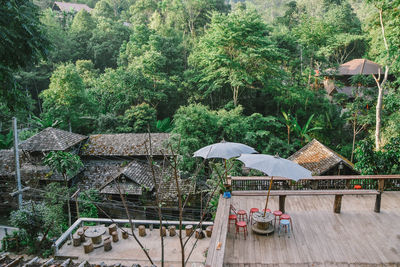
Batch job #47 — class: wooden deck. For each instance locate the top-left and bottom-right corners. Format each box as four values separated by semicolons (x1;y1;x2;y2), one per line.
220;192;400;266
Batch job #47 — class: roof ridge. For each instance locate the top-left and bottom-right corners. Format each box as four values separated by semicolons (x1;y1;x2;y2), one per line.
51;128;65;150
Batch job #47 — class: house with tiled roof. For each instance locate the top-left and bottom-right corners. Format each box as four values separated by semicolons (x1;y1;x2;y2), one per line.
53;1;93;13
288;139;358;175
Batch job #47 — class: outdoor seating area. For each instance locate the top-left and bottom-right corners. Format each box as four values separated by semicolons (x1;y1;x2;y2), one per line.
206;192;400;266
57;219;213;267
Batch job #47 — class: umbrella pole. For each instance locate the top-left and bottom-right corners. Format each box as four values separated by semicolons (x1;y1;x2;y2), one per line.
263;176;274;217
224;159;227;182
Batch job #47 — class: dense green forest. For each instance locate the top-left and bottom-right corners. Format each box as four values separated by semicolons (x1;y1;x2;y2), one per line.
1;0;400;174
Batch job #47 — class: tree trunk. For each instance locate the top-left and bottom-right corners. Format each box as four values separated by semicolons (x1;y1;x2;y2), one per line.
64;176;72;226
232;86;239;106
351;115;357;163
375;84;383;150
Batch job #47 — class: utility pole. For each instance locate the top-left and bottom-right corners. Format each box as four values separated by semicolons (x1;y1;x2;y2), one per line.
12;117;22;208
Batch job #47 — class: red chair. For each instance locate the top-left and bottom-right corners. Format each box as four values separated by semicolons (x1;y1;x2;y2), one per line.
280;214;293;230
249;208;259;225
235;221;248;239
273;210;282;227
262;208;271;213
228;205;238;232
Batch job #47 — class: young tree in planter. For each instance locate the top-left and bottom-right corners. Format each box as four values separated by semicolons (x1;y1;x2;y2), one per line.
43;151;83;226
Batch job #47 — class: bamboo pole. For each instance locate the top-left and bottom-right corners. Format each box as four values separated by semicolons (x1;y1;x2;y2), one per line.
263;176;274;217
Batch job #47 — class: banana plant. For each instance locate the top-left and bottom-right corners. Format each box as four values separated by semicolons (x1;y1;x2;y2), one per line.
0;130;13;149
293;114;323;145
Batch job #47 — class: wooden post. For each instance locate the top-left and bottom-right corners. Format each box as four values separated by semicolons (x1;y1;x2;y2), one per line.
378;179;385;191
334;195;343;213
279;195;286;214
83;241;94;254
138;225;146;237
185;225;193;236
112;231;119;242
103;237;112;251
108;224;117;235
206;226;213;238
374;192;382;213
168;225;176;237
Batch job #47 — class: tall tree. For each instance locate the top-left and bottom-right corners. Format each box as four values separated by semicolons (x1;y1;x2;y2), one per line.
43;151;83;226
189;6;283;107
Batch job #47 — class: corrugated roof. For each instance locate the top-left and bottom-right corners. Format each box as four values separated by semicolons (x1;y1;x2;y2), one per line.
81;133;170;156
19;127;87;152
53;2;93;12
288;139;356;175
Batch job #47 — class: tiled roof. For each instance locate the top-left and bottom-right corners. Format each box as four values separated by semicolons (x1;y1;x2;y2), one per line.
0;150;15;176
99;160;158;195
19;127;87;152
53;2;93;12
288;139;356;175
100;181;143;195
81;133;170;156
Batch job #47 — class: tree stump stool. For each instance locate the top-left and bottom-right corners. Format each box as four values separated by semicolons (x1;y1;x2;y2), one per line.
185;225;193;236
195;229;205;239
77;230;85;242
103;237;112;252
206;226;213;238
160;226;166;237
122;231;129;239
138;225;146;237
108;224;117;235
73;234;81;247
169;225;176;237
112;231;119;242
83;241;94;254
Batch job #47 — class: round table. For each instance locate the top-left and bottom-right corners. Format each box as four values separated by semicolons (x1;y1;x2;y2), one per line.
84;226;106;244
251;211;274;235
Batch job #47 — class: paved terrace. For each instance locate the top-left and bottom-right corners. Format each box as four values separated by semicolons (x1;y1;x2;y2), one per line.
57;222;211;267
208;192;400;266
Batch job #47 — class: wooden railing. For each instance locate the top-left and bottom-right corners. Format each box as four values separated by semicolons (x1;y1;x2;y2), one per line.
230;175;400;192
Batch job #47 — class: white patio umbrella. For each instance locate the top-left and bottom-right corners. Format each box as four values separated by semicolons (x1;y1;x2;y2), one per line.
236;154;312;216
193;140;257;181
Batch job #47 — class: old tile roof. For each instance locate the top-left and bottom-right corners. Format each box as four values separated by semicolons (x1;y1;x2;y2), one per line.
81;133;170;156
19;127;87;152
99;160;157;195
0;150;15;176
287;139;356;175
53;2;93;12
79;160;125;191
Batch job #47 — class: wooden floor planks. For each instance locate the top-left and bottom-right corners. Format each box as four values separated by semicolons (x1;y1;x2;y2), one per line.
222;192;400;266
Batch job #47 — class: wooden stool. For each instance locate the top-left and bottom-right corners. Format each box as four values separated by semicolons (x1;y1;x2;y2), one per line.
103;237;112;251
138;225;146;237
122;231;129;239
83;241;94;254
195;229;205;239
112;231;119;242
206;226;213;238
185;225;193;236
169;226;176;237
77;230;85;242
108;224;117;235
73;234;81;247
160;226;166;237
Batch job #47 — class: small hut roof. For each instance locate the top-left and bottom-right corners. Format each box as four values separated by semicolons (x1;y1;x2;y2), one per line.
81;133;170;156
53;2;93;12
99;160;157;195
288;139;356;175
326;59;383;76
0;150;15;176
19;127;87;152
